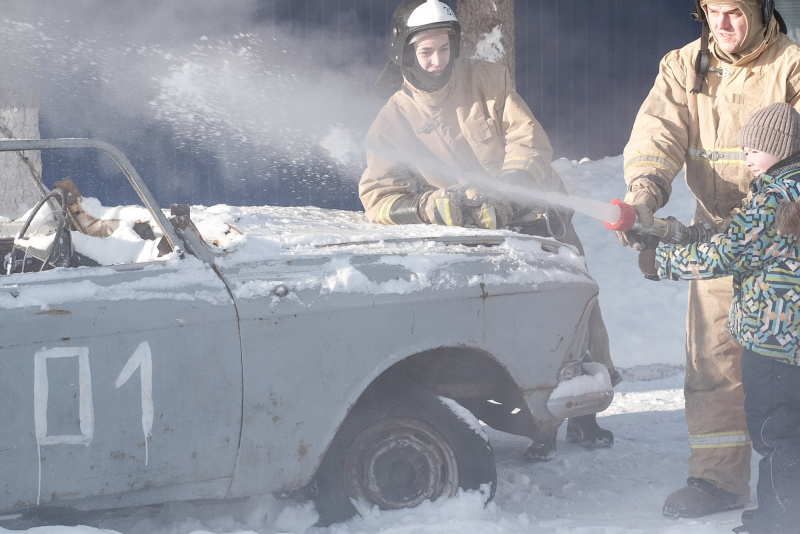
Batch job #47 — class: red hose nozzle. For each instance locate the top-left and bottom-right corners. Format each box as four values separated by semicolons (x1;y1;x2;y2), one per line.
604;199;637;232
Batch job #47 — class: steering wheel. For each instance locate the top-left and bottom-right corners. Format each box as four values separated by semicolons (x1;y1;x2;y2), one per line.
8;188;73;273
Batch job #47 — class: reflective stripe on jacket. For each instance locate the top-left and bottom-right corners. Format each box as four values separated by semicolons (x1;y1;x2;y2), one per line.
623;19;800;231
359;58;559;225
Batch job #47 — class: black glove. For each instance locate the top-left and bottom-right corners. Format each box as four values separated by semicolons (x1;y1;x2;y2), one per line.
637;248;660;281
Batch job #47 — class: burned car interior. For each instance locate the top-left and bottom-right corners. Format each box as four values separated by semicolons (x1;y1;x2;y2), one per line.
0;139;181;275
2;178;173;274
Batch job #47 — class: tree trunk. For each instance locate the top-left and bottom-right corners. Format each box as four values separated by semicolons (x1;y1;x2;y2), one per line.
457;0;515;86
0;3;42;220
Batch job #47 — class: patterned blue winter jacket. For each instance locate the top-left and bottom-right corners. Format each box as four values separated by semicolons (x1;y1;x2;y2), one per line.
655;162;800;365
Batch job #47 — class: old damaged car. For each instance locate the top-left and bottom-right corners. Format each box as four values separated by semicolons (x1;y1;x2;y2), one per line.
0;138;612;524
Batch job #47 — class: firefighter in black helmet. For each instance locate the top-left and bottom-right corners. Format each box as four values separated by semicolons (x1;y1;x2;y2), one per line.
375;0;460;92
618;0;800;524
360;0;622;459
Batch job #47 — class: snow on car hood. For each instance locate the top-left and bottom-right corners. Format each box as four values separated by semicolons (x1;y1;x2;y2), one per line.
190;204;596;298
0;201;596;308
191;204;581;257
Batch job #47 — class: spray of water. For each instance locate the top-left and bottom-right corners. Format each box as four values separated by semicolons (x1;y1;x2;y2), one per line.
534;189;622;224
2;3;385;194
465;180;623;227
149;32;381;170
369;143;622;226
3;3;624;223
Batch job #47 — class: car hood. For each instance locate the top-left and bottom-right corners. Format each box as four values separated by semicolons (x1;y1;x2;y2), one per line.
192;204;575;255
189;205;598;298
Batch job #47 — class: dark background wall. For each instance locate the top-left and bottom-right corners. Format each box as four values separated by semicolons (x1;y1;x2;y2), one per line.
516;1;697;161
35;0;698;210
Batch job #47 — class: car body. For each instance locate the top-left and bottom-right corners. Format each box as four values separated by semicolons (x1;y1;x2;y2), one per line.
0;139;612;523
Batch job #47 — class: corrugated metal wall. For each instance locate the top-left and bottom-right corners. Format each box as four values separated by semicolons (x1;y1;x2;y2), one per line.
252;0;698;161
776;0;800;43
516;1;697;160
35;1;701;209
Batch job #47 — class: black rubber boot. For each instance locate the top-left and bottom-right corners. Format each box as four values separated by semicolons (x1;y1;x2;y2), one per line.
524;435;556;462
565;414;614;448
662;477;745;519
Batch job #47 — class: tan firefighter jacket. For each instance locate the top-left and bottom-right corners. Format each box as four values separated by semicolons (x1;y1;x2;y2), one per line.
359;58;562;225
624;18;800;230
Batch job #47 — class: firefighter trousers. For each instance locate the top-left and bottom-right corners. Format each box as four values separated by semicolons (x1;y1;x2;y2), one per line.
685;277;750;501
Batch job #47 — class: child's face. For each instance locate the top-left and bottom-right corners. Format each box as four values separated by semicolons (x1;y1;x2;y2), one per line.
744;147;781;177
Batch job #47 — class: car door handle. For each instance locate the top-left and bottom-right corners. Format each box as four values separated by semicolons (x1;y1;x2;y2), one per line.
1;284;19;297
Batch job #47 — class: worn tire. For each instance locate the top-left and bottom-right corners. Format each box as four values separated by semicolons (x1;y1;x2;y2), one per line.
309;387;496;526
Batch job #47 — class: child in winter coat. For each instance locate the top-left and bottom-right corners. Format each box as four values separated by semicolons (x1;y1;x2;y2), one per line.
639;101;800;534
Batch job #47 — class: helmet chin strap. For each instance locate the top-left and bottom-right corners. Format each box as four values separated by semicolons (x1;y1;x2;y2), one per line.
691;22;711;94
402;57;454;92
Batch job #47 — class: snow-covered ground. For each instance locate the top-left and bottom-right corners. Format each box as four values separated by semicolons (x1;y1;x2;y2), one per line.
0;155;758;534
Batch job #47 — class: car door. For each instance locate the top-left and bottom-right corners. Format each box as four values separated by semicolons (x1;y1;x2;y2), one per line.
0;255;242;512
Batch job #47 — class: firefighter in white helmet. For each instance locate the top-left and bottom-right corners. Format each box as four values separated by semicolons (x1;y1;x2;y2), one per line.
359;0;621;459
619;0;800;520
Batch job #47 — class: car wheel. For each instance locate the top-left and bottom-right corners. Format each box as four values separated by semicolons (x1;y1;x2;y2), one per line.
310;387;496;526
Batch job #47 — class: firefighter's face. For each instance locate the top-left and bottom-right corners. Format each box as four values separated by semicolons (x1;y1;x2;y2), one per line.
413;32;451;75
706;4;749;53
744;147;781;177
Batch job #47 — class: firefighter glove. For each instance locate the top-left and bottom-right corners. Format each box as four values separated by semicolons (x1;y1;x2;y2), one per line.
421;188;464;226
422;185;514;230
456;185;513;229
473;197;513;229
617;189;658;251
